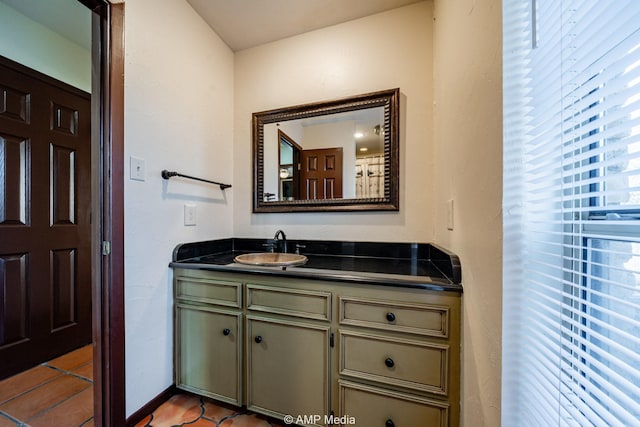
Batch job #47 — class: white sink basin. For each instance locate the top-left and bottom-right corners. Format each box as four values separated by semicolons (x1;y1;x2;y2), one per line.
234;252;308;267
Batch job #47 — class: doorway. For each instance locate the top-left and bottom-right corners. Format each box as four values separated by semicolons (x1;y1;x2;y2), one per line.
0;55;92;379
0;1;125;425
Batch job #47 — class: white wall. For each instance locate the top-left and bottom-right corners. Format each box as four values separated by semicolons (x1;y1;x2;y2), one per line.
123;0;234;415
120;1;504;424
0;1;90;92
433;0;503;425
0;0;503;423
233;2;435;242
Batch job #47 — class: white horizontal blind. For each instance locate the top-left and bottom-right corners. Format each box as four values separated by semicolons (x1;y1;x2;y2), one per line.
503;1;640;426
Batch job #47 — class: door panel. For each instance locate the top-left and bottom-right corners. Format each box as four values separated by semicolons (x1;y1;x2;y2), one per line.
0;56;91;379
300;147;343;200
0;134;28;224
246;316;330;425
175;304;242;406
51;248;77;331
0;253;28;347
51;144;76;225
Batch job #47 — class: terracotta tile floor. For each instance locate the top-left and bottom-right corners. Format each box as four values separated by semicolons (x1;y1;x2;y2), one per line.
1;347;286;427
0;345;94;427
134;394;287;427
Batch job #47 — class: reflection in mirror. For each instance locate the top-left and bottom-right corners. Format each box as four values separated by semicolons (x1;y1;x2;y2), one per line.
253;88;399;212
275;129;301;201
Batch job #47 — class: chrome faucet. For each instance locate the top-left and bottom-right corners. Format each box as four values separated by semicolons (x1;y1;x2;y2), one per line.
273;230;287;253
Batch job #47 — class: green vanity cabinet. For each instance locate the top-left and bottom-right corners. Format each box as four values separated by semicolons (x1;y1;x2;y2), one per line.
244;283;332;426
336;293;460;427
174;304;242;405
246;315;330;425
173;273;243;406
172;268;461;426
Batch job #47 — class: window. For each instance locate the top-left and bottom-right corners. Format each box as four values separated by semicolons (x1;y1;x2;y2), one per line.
503;1;640;425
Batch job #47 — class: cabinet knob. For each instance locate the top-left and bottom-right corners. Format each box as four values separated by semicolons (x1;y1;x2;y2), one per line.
385;358;395;368
386;312;396;322
385;419;395;427
222;328;230;336
254;335;263;343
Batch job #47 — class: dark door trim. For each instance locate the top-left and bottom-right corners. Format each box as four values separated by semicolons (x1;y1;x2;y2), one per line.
80;1;125;426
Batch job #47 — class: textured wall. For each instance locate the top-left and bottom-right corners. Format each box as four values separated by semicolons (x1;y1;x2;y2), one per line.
433;0;503;425
121;0;503;422
233;2;435;243
123;0;234;415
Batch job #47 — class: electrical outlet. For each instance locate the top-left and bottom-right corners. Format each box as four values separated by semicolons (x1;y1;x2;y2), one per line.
184;204;196;226
130;156;145;181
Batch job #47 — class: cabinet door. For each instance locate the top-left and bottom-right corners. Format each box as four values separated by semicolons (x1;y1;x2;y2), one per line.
175;304;242;405
246;315;330;426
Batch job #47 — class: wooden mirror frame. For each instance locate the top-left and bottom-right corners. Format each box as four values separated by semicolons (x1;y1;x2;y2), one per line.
252;88;400;213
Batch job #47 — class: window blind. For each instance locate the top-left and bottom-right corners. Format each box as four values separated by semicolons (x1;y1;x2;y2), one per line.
503;1;640;426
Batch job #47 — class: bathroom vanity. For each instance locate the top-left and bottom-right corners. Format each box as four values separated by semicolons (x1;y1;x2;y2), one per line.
170;238;462;427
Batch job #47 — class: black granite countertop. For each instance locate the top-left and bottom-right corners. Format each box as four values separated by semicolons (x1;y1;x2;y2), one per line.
170;238;462;293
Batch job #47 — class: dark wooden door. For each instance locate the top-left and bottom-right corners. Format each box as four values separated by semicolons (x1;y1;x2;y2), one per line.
300;147;343;199
0;56;91;379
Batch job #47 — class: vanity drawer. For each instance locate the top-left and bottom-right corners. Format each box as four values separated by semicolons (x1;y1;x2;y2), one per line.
246;284;331;321
339;380;448;427
339;330;449;396
175;276;242;308
339;296;449;338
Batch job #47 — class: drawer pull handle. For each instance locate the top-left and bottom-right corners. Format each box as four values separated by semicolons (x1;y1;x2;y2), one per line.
385;358;395;368
254;335;263;344
222;328;231;336
385;419;395;427
386;312;396;322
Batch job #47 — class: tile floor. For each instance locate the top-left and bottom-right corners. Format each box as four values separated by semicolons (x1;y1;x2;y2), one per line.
0;345;94;427
0;347;287;427
133;394;287;427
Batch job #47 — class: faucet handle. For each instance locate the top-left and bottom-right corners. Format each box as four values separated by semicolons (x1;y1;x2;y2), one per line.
295;244;306;255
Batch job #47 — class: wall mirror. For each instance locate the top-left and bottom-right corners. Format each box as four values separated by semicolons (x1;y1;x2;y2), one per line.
253;88;399;212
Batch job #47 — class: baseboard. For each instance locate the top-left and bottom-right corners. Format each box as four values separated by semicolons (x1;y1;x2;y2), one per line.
126;384;177;426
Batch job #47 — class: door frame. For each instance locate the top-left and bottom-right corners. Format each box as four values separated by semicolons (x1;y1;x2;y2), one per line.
79;1;125;425
277;129;302;200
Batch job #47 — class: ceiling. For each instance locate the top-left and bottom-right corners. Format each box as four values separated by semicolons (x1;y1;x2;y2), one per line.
0;0;423;53
186;0;424;51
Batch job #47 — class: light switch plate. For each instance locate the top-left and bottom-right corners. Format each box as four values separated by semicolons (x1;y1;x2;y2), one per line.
130;156;145;181
184;204;196;226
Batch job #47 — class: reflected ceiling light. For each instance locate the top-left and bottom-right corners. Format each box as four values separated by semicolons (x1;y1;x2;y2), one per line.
359;147;368;152
354;132;364;138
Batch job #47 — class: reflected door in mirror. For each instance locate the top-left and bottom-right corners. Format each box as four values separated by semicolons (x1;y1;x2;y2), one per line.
278;130;301;201
301;148;343;199
355;155;384;198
